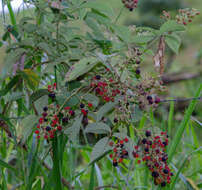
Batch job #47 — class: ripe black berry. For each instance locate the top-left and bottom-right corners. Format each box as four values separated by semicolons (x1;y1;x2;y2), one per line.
145;130;151;137
163;142;167;146
114;118;118;123
48;93;56;99
62;117;69;124
147;96;152;101
46;126;51;131
80;103;85;108
162;157;167;162
113;161;118;167
44;118;48;122
161;182;166;187
152;171;159;178
142;138;147;144
129;8;133;11
136;60;141;64
95;75;101;80
135;68;141;75
163;169;169;174
43;107;48;112
144;148;149;153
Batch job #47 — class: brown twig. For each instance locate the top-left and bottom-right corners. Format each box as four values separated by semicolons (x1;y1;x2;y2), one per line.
162;72;201;84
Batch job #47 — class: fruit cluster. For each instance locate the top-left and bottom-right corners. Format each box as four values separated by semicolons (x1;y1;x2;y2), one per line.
34;84;95;139
109;137;129;167
176;8;200;25
133;130;173;187
90;75;121;103
122;0;138;11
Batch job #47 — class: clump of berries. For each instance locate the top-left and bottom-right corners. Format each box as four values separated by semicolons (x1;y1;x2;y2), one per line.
90;74;121;102
48;83;57;101
133;130;173;187
122;0;138;11
176;8;200;25
109;137;129;167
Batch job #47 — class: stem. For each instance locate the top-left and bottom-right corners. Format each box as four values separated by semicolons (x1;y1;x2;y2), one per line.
114;6;124;24
6;0;17;28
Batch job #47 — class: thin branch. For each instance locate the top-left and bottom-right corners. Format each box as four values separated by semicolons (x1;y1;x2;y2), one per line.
161;96;202;103
94;185;119;190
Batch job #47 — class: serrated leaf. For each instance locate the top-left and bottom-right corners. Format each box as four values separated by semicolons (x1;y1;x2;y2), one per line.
90;137;110;162
85;122;111;134
65;57;98;82
160;20;185;34
96;102;117;121
165;34;181;54
64;116;82;143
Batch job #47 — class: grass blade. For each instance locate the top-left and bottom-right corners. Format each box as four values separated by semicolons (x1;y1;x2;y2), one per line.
88;164;95;190
168;84;202;163
168;101;174;135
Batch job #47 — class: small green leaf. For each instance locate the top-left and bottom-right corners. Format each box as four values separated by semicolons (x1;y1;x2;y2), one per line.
83;93;99;107
165;34;181;54
85;122;111;134
96;102;117;121
64;116;82;143
0;159;16;172
65;57;98;82
160;20;185;34
90;137;111;163
132;35;155;44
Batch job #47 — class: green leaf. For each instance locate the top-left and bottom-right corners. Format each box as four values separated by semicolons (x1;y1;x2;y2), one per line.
83;93;99;107
168;84;202;163
20;115;38;143
131;35;155;44
111;25;131;43
64;116;82;143
90;137;111;163
21;69;40;90
85;122;111;134
160;20;185;34
0;159;16;172
35;95;48;115
165;34;181;54
65;57;98;82
81;1;114;18
96;102;117;121
30;89;49;103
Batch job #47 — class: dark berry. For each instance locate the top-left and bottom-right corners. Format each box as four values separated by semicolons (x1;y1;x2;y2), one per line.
129;8;133;11
42;112;48;118
113;161;118;167
62;117;69;124
147;96;152;101
43;107;48;112
114;118;118;123
80;103;85;108
163;169;169;174
152;171;159;178
135;68;141;75
44;118;48;122
136;60;141;64
170;172;174;176
148;99;153;104
144;148;149;153
163;142;167;146
95;75;101;80
162;157;167;162
48;93;56;99
46;126;51;131
142;138;147;144
95;87;101;94
145;130;151;137
147;140;152;145
161;182;166;187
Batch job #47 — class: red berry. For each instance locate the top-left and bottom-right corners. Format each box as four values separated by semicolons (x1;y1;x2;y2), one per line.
88;103;93;108
124;137;129;143
35;130;40;134
57;126;62;131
